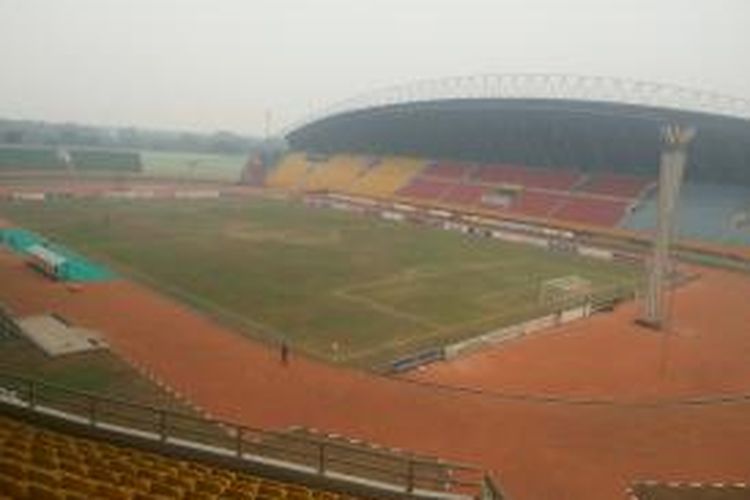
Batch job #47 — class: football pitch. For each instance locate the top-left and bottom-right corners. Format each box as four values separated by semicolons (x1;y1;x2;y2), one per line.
0;197;640;367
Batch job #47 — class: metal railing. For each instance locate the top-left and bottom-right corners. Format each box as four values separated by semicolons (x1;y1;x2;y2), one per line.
0;372;487;498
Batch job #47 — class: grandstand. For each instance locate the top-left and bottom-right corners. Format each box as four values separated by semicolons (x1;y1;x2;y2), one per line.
265;153;309;189
472;164;582;191
344;157;425;197
301;155;367;192
280;75;750;245
623;182;750;245
576;172;654;198
396;177;453;201
271;153;650;228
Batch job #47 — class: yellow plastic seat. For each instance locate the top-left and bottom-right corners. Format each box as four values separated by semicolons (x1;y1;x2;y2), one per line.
105;460;136;476
27;482;64;500
287;484;314;499
0;459;26;480
195;478;224;495
89;465;120;484
60;490;88;500
257;481;287;497
95;482;131;500
27;466;59;488
149;479;182;498
0;447;25;464
59;473;95;496
184;491;217;500
0;475;26;498
31;450;60;471
116;472;150;492
135;466;164;482
162;473;193;491
221;487;254;500
59;460;87;477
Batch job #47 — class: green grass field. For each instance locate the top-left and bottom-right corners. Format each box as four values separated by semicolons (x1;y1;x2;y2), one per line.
0;197;640;367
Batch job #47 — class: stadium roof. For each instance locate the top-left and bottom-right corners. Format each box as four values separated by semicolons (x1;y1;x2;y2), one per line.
285;74;750;135
284;74;750;185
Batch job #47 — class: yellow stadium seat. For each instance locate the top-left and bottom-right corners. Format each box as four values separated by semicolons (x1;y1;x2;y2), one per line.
0;459;26;480
59;473;95;496
184;491;218;500
266;153;310;189
0;448;25;464
257;481;287;497
116;472;150;492
135;466;164;482
31;450;59;470
27;466;59;488
27;482;64;500
60;490;88;500
0;475;26;498
94;482;131;500
59;460;87;477
162;473;194;491
0;413;361;500
150;479;183;498
195;478;225;495
287;483;314;499
301;155;367;192
221;487;256;500
346;156;427;197
89;465;120;484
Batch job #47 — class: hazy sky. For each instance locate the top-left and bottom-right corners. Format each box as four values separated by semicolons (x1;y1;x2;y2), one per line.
1;0;748;135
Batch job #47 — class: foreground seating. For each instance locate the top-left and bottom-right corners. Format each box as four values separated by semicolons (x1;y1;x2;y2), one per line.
0;413;358;500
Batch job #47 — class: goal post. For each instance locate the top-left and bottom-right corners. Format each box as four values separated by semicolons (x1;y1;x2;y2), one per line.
539;275;593;309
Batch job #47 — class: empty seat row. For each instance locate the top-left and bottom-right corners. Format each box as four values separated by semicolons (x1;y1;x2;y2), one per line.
0;413;358;500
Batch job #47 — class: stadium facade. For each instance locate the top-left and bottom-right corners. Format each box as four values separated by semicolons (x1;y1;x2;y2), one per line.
286;74;750;185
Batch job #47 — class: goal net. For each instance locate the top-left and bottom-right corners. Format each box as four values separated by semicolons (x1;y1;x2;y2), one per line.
539;275;593;309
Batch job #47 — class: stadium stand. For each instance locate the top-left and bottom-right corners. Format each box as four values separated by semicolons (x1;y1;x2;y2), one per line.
0;412;359;500
0;147;66;171
344;157;426;197
577;172;653;198
301;155;366;192
265;153;310;189
396;177;453;201
554;196;632;226
420;162;475;180
476;190;565;218
472;164;582;191
440;183;487;206
623;182;750;245
269;152;660;229
68;150;142;172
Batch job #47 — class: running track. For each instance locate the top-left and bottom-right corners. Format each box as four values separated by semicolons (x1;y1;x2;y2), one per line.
1;249;750;499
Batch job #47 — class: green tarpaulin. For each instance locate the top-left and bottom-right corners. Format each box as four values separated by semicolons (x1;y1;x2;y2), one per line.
0;228;116;282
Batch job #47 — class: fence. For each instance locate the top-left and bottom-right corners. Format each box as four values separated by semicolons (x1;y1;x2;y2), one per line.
0;372;488;498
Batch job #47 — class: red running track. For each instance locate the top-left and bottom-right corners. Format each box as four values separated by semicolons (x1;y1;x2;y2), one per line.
1;250;750;499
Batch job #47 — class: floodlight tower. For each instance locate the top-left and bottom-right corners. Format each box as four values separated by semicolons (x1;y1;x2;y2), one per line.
640;124;695;329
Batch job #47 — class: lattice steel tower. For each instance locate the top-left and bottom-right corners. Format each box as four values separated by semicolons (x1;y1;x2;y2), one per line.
641;124;695;329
